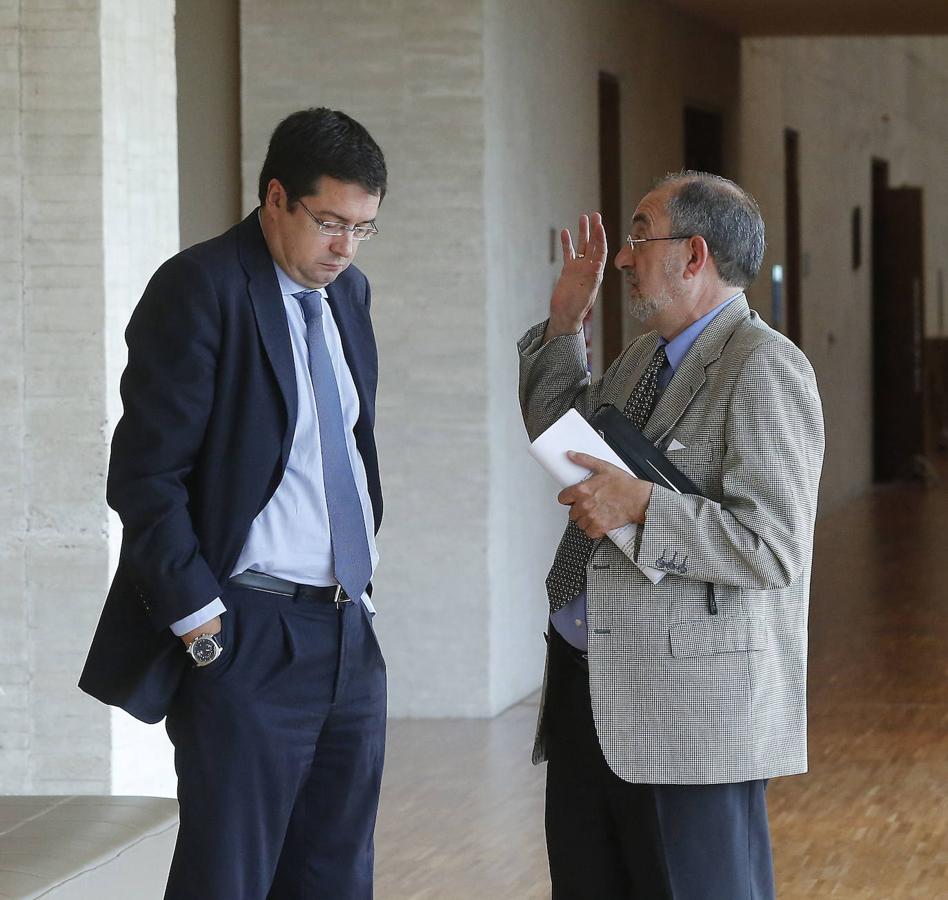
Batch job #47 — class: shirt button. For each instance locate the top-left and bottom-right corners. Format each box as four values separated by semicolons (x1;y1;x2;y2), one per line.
575;619;584;627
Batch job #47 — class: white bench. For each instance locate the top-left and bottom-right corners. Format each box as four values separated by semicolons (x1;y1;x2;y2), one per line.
0;796;177;899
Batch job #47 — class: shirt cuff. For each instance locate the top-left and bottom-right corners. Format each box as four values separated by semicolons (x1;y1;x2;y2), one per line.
170;598;227;637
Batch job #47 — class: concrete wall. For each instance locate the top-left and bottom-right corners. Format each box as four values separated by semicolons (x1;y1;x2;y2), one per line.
740;36;948;509
0;0;28;793
240;0;739;716
175;0;241;249
241;0;492;716
0;0;110;794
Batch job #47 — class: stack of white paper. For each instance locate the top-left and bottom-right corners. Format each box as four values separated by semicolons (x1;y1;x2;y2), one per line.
528;408;665;585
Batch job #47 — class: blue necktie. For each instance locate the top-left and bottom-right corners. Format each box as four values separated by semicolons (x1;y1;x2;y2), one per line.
294;291;373;601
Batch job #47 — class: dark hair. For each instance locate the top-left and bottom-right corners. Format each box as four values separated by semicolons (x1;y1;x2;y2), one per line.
656;171;765;288
257;107;387;205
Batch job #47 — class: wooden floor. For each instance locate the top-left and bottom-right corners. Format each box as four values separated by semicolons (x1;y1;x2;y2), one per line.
375;474;948;899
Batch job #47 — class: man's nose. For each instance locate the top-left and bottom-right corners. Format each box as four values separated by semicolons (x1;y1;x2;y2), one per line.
614;243;633;271
329;230;355;257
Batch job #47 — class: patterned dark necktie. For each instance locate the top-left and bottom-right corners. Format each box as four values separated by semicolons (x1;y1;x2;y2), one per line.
545;345;668;612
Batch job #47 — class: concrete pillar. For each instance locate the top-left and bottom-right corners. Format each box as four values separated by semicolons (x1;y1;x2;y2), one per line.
0;0;28;794
0;0;178;797
101;0;179;797
0;0;111;795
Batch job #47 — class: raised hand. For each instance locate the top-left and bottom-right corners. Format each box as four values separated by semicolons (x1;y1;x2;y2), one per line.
545;212;608;342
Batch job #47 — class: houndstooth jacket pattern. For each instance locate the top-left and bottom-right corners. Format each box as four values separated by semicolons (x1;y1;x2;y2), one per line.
518;297;825;784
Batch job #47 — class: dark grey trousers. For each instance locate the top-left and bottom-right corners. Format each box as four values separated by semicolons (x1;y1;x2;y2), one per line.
544;627;775;900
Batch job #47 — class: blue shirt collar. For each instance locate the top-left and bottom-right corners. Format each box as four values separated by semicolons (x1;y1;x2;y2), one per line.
660;292;742;374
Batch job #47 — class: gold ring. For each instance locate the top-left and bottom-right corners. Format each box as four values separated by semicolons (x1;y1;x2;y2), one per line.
576;253;585;259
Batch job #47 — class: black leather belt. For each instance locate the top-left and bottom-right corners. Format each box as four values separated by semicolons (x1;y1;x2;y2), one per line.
230;571;353;608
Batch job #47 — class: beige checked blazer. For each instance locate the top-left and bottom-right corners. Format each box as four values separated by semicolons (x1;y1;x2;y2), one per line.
518;297;825;784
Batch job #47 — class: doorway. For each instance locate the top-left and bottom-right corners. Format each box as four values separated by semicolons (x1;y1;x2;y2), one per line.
684;106;724;176
871;159;926;481
784;129;802;347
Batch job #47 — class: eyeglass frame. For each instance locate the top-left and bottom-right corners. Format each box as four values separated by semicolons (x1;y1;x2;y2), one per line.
297;197;380;241
625;234;692;251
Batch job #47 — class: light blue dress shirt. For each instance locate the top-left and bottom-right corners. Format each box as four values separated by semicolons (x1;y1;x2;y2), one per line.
170;262;379;636
551;293;741;652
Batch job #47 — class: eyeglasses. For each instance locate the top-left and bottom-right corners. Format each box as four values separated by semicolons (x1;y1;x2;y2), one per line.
298;198;379;241
625;235;691;251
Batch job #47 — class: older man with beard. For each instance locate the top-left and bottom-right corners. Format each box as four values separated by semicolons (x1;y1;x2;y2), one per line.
517;171;824;900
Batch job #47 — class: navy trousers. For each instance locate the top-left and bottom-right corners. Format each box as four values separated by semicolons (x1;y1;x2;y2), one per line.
543;628;775;900
164;582;387;899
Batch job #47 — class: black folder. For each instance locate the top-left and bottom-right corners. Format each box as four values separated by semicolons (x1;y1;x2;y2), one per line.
589;405;704;497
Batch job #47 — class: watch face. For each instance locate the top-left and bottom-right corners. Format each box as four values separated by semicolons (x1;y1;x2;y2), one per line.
191;636;220;664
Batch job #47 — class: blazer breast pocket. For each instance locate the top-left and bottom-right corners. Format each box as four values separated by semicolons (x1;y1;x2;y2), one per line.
665;440;717;492
665;440;714;466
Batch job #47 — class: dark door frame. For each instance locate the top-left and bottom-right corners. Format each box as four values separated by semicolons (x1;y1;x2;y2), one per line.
598;71;623;370
870;158;927;481
784;129;802;347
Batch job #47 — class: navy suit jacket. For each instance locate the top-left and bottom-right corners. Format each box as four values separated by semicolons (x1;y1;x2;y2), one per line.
79;211;382;724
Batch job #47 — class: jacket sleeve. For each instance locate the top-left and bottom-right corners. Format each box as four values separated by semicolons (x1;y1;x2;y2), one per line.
517;319;633;441
107;253;224;630
635;338;825;590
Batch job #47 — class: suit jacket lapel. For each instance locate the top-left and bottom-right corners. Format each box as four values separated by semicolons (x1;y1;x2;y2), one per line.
644;295;751;443
324;282;375;426
325;279;383;532
614;331;663;410
238;212;298;466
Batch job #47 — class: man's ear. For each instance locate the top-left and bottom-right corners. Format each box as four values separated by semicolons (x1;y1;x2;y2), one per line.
265;178;284;209
682;235;711;281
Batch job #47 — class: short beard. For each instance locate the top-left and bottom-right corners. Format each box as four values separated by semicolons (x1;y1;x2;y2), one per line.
628;290;675;322
626;251;678;322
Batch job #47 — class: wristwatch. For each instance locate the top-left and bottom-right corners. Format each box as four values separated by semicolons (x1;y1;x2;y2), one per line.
186;632;223;667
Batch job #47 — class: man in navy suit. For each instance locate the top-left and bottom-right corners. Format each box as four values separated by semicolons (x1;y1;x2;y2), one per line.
80;108;388;899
